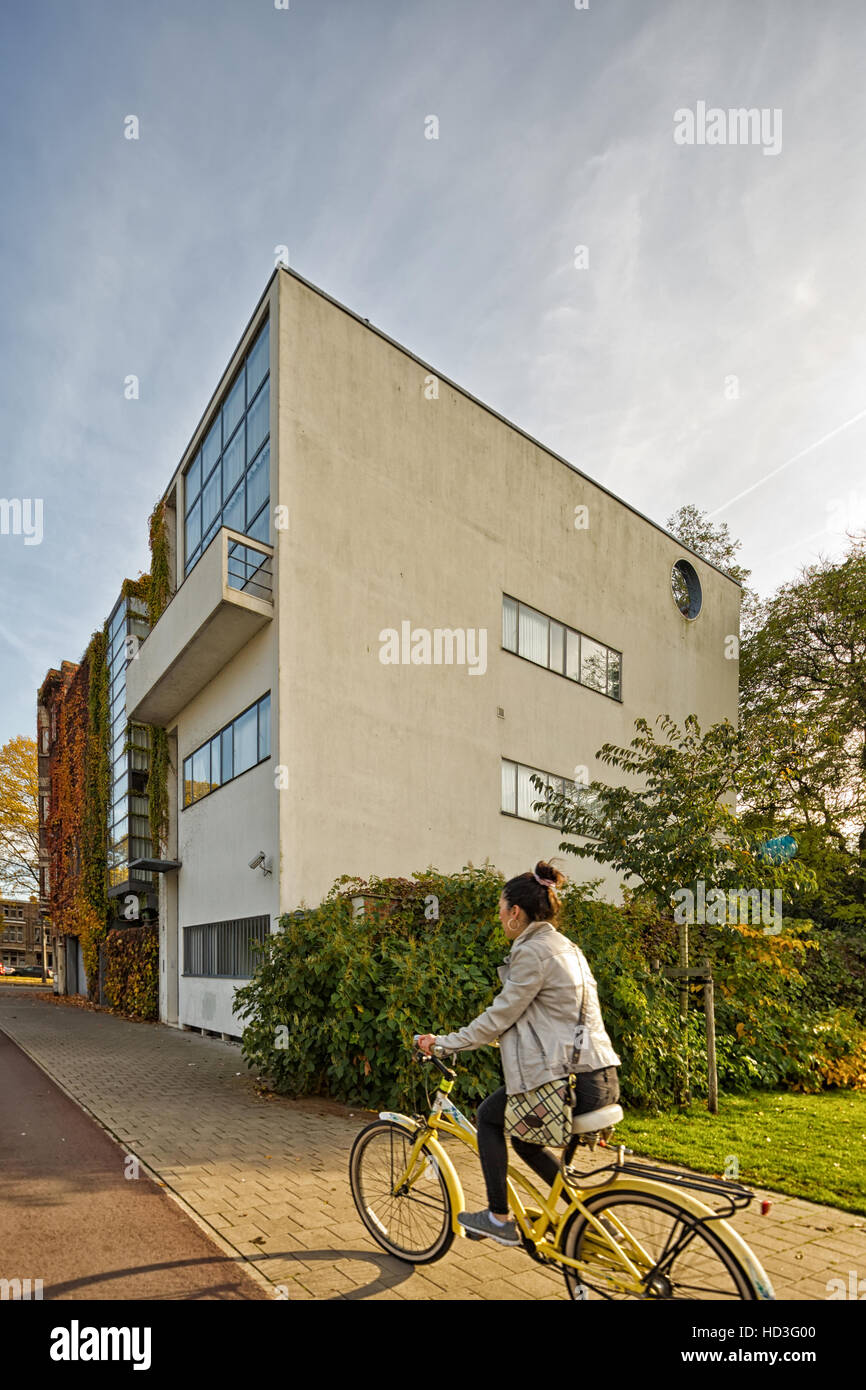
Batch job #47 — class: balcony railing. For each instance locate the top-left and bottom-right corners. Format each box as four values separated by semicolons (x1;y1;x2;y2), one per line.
126;527;275;727
226;539;273;601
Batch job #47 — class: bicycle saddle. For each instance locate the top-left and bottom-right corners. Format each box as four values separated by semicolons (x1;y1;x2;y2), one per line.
571;1103;624;1135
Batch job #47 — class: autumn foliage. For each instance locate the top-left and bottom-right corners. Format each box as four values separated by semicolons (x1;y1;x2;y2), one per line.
0;734;39;896
102;924;158;1019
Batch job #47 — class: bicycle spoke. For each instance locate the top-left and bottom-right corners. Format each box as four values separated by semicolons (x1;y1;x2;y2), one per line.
671;1284;745;1297
566;1194;754;1301
353;1124;450;1258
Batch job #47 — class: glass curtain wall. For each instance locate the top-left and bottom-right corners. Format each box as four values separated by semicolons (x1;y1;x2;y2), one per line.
183;318;270;575
107;594;152;890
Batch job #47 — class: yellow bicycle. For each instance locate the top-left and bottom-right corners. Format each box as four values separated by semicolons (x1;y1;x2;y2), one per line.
349;1047;776;1300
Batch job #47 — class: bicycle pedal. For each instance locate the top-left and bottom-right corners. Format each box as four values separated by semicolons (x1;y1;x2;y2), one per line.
464;1231;485;1242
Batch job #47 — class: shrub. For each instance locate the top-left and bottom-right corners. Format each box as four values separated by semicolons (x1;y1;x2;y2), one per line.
235;866;866;1112
102;924;158;1019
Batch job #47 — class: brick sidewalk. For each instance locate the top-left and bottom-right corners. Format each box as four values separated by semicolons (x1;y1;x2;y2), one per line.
1;991;863;1301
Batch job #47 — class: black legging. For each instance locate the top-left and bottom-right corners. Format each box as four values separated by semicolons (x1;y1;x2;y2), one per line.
476;1066;620;1214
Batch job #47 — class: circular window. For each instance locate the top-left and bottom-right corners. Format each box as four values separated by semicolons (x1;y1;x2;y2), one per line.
671;559;702;620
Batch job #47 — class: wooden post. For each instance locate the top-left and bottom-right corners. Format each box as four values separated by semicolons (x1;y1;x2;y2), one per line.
702;956;718;1115
678;921;690;1105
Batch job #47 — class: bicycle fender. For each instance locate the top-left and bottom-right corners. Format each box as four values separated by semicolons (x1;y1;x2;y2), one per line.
568;1175;776;1300
378;1112;467;1236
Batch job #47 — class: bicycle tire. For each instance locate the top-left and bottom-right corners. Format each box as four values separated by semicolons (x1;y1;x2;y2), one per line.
560;1187;759;1301
349;1120;456;1264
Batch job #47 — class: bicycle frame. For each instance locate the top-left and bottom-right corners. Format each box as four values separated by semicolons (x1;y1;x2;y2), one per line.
380;1072;651;1296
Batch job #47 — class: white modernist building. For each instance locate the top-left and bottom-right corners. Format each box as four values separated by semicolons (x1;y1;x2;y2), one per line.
126;268;741;1038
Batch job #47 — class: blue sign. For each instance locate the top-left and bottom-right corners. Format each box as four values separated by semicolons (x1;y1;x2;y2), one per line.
757;834;798;863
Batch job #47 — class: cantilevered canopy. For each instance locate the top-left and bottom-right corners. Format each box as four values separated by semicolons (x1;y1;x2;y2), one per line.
128;859;182;873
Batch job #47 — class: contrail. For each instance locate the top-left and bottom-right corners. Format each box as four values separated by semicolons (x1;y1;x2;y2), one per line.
708;404;866;518
761;525;829;564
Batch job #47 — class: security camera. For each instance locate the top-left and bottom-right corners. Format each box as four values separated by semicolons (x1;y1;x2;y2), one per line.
249;851;266;870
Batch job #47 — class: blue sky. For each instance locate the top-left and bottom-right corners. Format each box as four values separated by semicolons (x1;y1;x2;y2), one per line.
2;0;866;747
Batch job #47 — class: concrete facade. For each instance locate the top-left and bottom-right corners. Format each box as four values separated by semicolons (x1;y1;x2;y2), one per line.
129;268;741;1037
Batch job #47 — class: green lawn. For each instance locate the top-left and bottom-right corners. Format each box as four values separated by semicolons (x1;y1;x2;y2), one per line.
617;1090;866;1216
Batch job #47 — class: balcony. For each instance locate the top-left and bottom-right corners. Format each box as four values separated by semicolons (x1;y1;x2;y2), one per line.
126;528;274;727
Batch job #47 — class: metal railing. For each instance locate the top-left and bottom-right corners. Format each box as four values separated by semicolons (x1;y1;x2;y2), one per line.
183;915;270;978
226;536;274;601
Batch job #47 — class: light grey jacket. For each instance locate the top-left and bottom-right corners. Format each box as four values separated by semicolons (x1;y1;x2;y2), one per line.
435;921;621;1096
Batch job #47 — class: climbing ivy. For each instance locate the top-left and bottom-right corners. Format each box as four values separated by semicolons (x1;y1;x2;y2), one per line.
148;726;170;855
81;627;109;922
145;502;171;853
102;923;159;1019
147;500;171;625
48;629;112;995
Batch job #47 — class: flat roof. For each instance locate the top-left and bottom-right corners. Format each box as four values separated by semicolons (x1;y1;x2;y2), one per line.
158;265;742;589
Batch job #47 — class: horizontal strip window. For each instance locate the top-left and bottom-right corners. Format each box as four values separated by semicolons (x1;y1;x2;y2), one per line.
502;595;621;700
182;693;271;808
183;916;270;979
500;758;597;827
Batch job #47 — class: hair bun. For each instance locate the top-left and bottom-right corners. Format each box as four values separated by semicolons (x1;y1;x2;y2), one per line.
533;861;564;888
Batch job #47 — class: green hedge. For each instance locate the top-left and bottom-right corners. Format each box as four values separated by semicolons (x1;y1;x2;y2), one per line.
235;865;866;1113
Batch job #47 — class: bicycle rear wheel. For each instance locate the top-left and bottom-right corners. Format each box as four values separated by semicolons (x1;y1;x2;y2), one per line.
349;1120;455;1264
560;1188;759;1300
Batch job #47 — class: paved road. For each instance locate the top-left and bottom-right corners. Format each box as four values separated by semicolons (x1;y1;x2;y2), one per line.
1;989;864;1300
0;1025;267;1300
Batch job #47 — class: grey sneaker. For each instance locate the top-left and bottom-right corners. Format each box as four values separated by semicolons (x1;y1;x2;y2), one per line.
458;1209;521;1247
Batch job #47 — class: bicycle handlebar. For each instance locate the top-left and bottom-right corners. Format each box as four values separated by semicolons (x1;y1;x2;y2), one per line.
412;1036;457;1078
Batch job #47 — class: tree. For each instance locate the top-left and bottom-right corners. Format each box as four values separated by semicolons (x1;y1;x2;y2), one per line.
665;504;751;586
739;535;866;859
665;504;757;624
535;715;808;912
533;716;832;1102
0;735;39;897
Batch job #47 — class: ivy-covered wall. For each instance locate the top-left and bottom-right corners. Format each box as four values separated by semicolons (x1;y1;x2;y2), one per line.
47;629;112;995
102;923;159;1019
147;500;171;625
145;500;172;855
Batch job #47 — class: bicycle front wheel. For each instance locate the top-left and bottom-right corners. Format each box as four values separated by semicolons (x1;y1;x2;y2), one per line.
561;1188;760;1300
349;1120;456;1264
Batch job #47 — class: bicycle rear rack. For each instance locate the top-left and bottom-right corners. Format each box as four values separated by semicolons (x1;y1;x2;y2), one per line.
566;1150;755;1220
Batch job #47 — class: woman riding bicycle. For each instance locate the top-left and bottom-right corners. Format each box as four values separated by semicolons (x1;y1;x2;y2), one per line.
417;861;620;1247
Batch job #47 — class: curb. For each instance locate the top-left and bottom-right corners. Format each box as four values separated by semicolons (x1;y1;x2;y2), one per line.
0;1020;283;1302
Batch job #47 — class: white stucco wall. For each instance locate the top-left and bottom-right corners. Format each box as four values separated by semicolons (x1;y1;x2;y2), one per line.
274;269;741;910
172;625;278;1034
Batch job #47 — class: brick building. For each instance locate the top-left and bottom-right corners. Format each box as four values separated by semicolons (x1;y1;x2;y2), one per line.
37;587;155;998
0;897;45;973
37;660;83;991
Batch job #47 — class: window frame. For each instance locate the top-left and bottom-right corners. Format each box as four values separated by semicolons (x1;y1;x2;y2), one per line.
182;318;270;579
182;693;272;810
501;593;622;703
499;757;578;827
